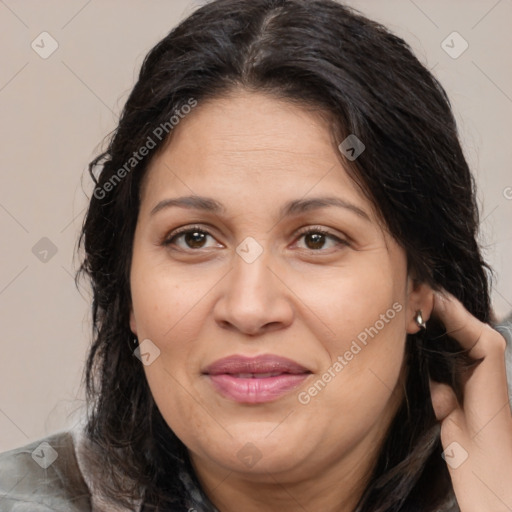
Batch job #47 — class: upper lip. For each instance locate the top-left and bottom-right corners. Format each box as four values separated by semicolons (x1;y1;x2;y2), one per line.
203;354;311;376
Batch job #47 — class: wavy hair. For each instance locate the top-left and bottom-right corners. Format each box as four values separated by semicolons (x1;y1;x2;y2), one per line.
77;0;491;510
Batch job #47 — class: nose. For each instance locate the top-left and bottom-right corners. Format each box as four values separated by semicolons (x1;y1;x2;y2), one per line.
213;244;294;336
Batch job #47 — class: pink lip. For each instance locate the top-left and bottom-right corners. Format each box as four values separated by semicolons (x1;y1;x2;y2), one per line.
203;354;311;403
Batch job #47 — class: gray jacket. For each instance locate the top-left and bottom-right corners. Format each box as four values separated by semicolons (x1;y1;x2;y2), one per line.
0;428;146;512
0;426;215;512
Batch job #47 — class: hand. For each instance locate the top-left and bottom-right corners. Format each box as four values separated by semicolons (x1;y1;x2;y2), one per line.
429;290;512;511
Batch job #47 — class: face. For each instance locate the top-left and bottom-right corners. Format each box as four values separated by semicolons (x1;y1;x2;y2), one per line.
129;89;431;488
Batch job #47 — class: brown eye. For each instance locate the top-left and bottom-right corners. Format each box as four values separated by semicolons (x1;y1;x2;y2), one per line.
163;226;222;251
295;228;348;252
304;232;327;250
162;226;223;252
183;231;207;248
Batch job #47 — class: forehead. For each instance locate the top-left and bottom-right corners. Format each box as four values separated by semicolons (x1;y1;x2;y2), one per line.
139;89;377;222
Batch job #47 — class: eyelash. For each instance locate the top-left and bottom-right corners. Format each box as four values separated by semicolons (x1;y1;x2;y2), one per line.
162;225;349;252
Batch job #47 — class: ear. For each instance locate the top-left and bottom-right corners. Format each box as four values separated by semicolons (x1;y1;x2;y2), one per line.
405;277;434;334
129;305;138;336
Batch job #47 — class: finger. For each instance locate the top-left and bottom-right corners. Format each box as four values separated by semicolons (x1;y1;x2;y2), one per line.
429;380;469;461
432;290;511;430
429;379;458;422
432;290;507;360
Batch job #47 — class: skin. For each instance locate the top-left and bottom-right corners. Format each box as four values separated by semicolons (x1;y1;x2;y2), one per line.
129;89;512;511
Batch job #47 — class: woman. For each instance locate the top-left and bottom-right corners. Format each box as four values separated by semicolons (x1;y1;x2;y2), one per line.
1;0;511;510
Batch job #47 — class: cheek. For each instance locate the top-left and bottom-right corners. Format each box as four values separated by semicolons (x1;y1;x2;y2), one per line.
131;272;208;384
143;362;230;459
130;255;210;341
303;252;405;351
302;256;407;410
297;302;406;450
130;255;221;440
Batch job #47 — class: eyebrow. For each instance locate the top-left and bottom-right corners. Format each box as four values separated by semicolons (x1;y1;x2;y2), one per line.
150;195;370;221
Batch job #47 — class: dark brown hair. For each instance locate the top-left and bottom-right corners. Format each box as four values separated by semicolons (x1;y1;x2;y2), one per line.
77;1;491;510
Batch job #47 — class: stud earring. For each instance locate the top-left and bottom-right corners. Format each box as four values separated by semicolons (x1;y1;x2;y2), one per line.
414;310;426;330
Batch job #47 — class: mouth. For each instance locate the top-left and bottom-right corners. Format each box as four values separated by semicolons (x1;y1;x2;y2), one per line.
225;372;287;378
203;354;312;403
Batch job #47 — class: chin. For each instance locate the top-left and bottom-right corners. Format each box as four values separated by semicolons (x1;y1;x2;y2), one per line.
218;446;304;477
192;427;318;476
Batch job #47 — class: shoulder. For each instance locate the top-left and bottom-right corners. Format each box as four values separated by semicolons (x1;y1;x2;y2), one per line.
0;430;90;511
0;426;145;512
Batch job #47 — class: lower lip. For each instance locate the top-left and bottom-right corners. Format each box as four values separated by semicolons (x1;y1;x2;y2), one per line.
207;373;310;403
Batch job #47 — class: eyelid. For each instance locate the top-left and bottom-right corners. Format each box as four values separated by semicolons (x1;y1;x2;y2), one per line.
163;224;222;247
293;225;349;244
294;225;343;236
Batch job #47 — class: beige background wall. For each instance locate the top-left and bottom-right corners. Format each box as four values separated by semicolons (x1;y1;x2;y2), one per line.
1;0;511;452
